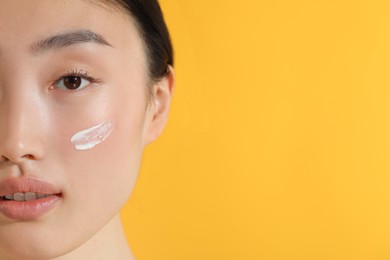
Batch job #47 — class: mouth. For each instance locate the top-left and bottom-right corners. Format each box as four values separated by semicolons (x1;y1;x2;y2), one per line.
0;192;60;201
0;177;62;221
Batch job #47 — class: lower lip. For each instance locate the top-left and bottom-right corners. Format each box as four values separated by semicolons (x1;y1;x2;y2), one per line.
0;195;61;221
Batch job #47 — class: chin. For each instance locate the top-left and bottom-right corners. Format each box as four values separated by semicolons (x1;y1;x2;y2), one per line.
0;245;71;260
0;226;83;260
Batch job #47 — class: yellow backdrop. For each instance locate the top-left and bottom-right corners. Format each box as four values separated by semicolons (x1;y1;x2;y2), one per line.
121;1;390;259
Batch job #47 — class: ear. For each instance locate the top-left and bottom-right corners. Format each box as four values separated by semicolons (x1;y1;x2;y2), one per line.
144;66;175;145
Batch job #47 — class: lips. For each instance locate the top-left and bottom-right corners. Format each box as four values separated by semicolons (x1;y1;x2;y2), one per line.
0;177;62;221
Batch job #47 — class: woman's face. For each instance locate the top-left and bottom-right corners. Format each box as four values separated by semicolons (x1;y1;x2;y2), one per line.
0;0;169;258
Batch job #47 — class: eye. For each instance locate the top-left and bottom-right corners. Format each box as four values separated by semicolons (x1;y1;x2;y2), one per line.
55;75;91;90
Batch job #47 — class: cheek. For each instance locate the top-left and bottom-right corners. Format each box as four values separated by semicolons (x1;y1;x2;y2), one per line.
52;94;147;203
66;118;144;222
70;120;114;151
62;116;144;184
45;110;146;250
44;74;149;220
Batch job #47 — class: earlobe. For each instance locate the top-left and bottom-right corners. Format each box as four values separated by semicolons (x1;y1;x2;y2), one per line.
144;66;175;145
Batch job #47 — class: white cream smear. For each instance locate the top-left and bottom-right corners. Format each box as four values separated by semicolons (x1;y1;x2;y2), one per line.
71;121;114;151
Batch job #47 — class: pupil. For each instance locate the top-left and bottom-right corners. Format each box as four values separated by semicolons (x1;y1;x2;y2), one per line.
64;76;81;89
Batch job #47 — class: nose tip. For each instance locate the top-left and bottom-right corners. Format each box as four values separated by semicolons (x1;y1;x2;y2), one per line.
0;143;41;163
0;105;45;164
0;133;44;163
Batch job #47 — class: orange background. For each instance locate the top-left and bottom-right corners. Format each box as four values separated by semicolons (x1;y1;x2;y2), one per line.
122;1;390;259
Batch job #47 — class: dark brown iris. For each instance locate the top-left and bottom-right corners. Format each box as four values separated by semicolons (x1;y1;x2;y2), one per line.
63;76;82;90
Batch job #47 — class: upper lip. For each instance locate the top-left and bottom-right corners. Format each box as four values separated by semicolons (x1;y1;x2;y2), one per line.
0;176;61;196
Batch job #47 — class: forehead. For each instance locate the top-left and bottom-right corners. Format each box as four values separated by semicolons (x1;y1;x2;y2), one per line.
0;0;141;56
83;0;127;13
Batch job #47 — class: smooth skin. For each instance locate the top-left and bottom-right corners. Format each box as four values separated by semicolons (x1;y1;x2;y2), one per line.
0;0;174;259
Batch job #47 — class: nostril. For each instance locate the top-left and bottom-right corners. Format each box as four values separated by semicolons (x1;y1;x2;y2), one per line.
0;154;37;163
23;154;35;160
0;155;9;162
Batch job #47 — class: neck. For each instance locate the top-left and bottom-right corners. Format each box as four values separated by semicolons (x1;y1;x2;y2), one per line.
56;214;135;260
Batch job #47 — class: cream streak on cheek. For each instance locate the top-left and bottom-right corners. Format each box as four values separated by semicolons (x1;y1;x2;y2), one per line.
71;121;114;151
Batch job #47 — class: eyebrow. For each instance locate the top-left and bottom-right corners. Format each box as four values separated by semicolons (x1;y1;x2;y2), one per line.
30;29;113;55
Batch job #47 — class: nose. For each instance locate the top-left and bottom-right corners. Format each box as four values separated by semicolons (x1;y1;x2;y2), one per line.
0;89;45;163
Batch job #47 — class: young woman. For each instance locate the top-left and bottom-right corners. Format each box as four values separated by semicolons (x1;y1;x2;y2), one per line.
0;0;174;259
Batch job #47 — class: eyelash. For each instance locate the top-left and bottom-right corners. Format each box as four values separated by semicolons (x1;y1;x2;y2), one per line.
52;69;101;91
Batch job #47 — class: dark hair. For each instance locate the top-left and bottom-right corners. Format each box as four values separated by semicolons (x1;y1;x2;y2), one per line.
113;0;174;88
